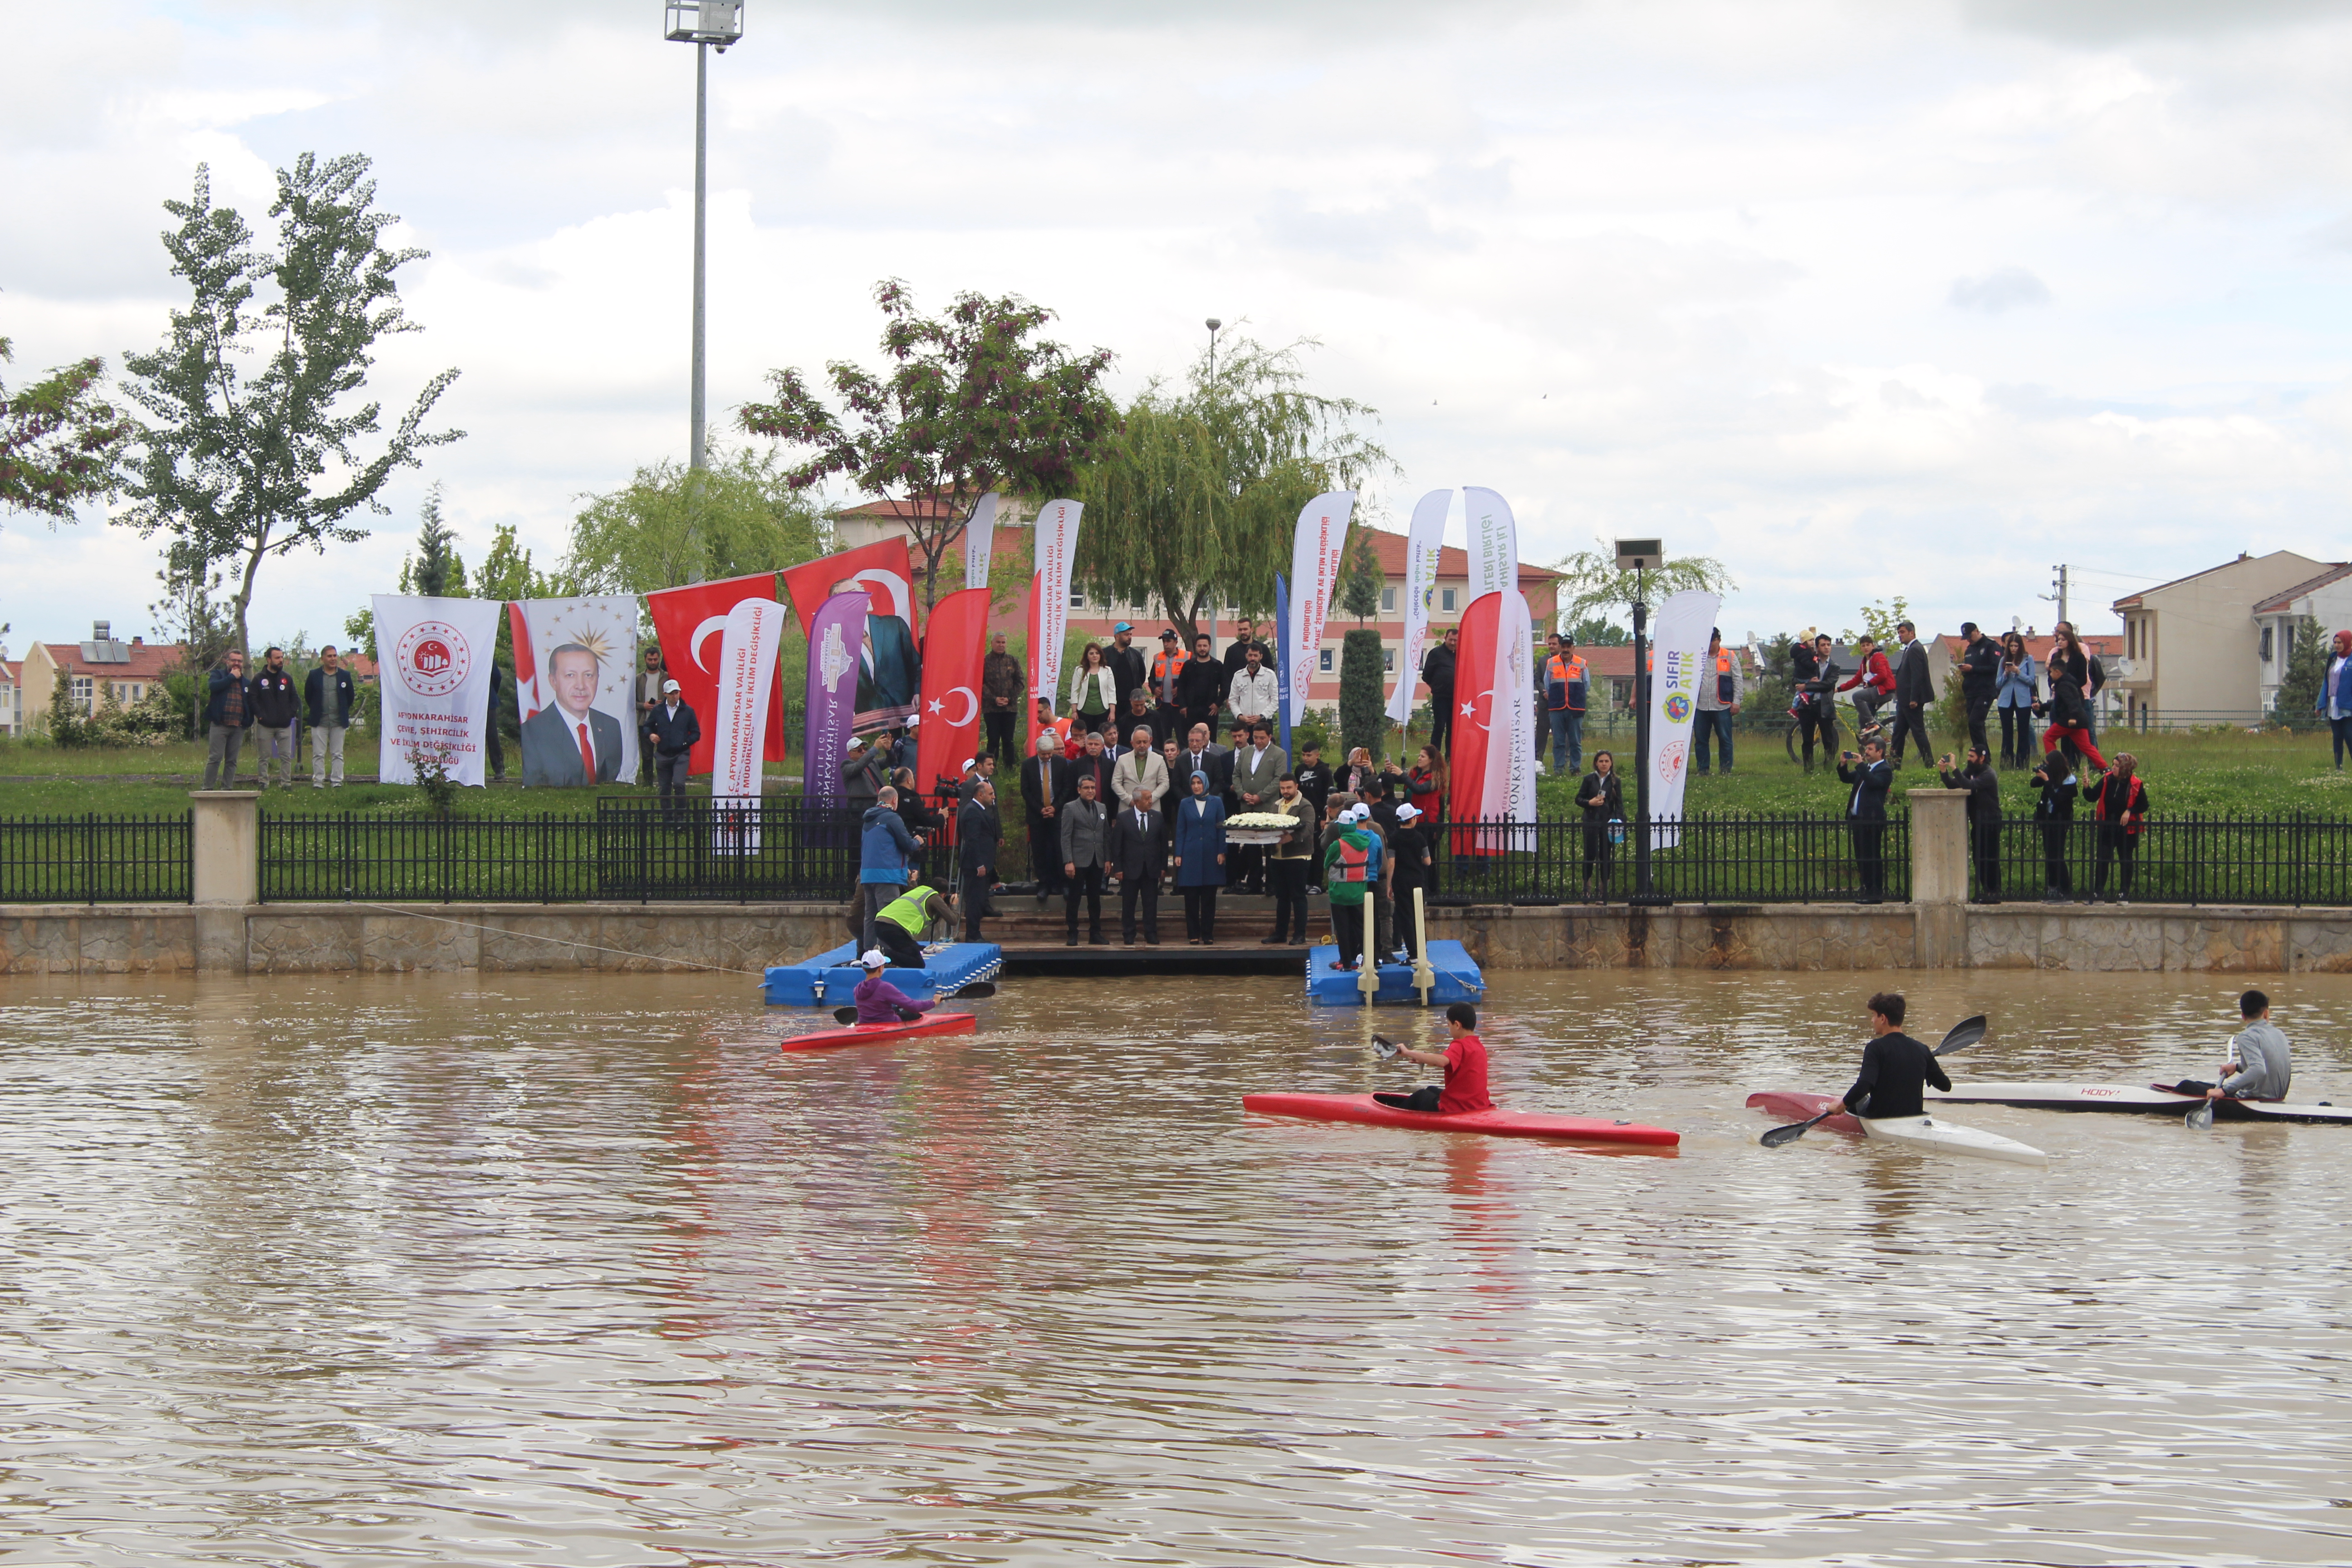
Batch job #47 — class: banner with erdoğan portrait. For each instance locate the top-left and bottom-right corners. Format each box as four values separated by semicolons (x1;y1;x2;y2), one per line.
961;492;998;593
645;572;788;777
371;594;505;787
779;537;923;732
915;587;992;796
1284;491;1356;725
507;596;639;787
1387;488;1449;723
802;590;870;803
1029;499;1083;709
1644;587;1722;850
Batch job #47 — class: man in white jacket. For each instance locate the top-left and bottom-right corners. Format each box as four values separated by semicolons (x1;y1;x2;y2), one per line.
1225;643;1282;734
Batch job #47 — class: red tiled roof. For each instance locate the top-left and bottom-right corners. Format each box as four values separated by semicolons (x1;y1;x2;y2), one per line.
39;641;187;681
831;495;967;522
2253;563;2352;613
1356;526;1561;585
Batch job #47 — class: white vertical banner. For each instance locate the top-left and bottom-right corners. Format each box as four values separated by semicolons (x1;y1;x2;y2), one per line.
1387;488;1450;723
1284;491;1356;724
1463;485;1519;603
1645;588;1722;850
1030;498;1083;706
962;492;999;593
708;597;788;854
372;594;504;787
1499;589;1540;821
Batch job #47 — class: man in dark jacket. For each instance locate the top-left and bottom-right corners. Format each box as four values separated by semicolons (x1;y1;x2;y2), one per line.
202;649;253;790
1421;628;1459;754
841;735;890;806
1835;991;1951;1119
1838;735;1894;902
1957;621;1999;758
1888;620;1935;767
1939;742;2002;902
644;678;701;816
956;778;1001;941
1104;784;1166;945
1176;632;1226;735
303;645;358;788
248;646;300;788
1057;728;1115;810
980;633;1024;768
1021;731;1067;902
1104;622;1148;720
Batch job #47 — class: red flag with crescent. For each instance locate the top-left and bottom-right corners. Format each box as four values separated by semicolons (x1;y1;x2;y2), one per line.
915;587;991;796
646;571;787;774
1446;591;1503;848
779;537;921;641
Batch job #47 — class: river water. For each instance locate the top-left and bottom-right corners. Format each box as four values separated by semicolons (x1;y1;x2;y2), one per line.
1;968;2348;1566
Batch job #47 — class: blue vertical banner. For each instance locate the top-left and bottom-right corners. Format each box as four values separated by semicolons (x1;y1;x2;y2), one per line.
1273;573;1292;759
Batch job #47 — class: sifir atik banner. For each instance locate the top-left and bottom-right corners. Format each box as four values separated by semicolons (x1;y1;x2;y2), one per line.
372;594;505;787
1644;587;1721;850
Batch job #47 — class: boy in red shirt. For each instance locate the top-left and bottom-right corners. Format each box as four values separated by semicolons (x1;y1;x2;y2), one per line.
1374;1003;1493;1113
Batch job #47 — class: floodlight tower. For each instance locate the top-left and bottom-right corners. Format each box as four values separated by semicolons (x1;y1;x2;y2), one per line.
666;2;744;474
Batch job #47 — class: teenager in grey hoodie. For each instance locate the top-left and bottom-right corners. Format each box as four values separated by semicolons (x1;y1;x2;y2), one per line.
2209;990;2292;1102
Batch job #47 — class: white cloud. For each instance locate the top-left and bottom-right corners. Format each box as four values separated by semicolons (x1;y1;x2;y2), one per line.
1949;266;2055;312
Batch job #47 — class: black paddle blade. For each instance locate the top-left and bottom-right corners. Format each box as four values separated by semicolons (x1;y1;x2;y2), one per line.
947;981;997;999
1371;1034;1399;1060
2187;1097;2216;1131
832;1007;858;1025
1760;1107;1838;1148
1933;1014;1989;1056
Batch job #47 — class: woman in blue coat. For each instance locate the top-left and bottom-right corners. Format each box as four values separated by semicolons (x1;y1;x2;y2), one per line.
1172;768;1228;944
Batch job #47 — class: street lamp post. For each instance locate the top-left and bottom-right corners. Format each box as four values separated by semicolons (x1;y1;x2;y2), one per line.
1205;318;1222;387
1615;538;1668;905
666;2;744;474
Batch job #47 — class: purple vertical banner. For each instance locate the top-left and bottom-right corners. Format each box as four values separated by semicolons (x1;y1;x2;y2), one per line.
802;590;872;800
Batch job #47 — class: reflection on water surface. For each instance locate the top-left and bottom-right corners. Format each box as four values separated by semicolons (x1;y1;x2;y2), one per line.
1;968;2348;1565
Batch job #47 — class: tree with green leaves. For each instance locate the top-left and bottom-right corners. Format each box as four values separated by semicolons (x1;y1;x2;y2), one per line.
740;279;1117;610
1;333;132;520
115;154;462;658
1562;614;1631;647
1842;597;1913;648
397;482;466;597
561;446;829;595
1073;336;1389;649
1549;543;1738;631
1339;629;1387;763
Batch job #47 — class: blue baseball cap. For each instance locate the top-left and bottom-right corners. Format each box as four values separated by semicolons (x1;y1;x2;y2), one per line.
1113;621;1134;633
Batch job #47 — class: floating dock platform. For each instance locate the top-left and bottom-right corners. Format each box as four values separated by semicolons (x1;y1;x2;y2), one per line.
1304;939;1484;1006
763;941;1003;1007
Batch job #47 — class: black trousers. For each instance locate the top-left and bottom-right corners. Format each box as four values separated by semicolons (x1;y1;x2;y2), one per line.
1581;825;1613;889
1394;877;1427;956
1970;819;2001;897
486;722;505;781
876;922;926;968
1064;864;1104;935
960;872;993;940
657;753;691;810
1887;703;1932;764
1268;858;1310;942
1028;823;1064;893
1329;901;1365;966
1430;689;1454;753
2039;820;2073;894
1798;699;1838;765
1120;875;1159;941
1965;694;1994;755
1182;886;1218;941
2093;826;2137;897
1374;1086;1441;1112
1999;706;2036;764
1850;821;1886;899
983;710;1018;766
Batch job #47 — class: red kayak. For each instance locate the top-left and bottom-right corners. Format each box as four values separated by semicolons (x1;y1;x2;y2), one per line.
779;1012;977;1054
1744;1089;1862;1137
1241;1092;1680;1147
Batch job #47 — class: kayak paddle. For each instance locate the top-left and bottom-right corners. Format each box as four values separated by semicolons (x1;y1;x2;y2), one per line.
1371;1034;1400;1061
828;979;998;1024
2187;1095;2216;1131
1760;1014;1988;1148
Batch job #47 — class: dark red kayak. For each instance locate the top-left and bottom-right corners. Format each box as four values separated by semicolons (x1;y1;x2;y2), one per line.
779;1012;977;1054
1745;1089;1864;1137
1242;1092;1680;1147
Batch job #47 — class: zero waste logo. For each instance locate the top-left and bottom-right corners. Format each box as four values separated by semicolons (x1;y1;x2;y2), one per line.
1664;692;1692;723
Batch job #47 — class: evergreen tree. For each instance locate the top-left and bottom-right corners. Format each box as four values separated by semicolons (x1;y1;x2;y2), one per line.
1339;628;1387;763
1338;526;1382;622
397;483;466;598
2274;614;2330;726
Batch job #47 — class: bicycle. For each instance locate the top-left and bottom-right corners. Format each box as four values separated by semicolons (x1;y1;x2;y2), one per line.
1781;697;1860;765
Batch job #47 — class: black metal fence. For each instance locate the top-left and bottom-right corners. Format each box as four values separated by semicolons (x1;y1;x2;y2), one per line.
0;813;193;903
1430;814;1914;905
1975;813;2352;906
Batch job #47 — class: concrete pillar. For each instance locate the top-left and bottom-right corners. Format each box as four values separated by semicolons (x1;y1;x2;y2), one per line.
1908;788;1968;968
190;791;259;906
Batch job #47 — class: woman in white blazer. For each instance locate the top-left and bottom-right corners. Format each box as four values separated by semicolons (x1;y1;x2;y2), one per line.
1067;643;1119;735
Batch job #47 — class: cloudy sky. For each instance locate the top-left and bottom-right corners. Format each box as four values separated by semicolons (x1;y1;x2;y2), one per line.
6;0;2352;652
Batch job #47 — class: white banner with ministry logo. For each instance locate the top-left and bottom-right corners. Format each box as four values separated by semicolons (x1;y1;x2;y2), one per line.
372;594;505;787
1030;498;1082;708
1387;488;1449;724
1284;490;1355;724
1644;588;1721;849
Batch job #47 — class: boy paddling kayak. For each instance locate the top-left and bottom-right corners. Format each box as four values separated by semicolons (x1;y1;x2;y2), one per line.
1836;991;1951;1119
1373;1003;1494;1114
851;949;932;1025
2171;989;2293;1104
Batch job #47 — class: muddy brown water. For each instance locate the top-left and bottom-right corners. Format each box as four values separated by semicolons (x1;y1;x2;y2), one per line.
1;969;2348;1566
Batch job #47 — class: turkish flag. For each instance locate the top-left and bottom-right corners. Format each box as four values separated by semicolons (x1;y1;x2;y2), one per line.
646;572;786;774
780;537;921;641
915;587;992;797
1447;591;1503;849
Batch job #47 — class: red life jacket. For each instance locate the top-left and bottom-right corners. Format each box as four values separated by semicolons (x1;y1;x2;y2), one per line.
1333;837;1370;883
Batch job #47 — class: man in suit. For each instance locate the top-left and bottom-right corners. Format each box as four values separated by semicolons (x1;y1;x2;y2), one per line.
1058;727;1115;811
643;677;701;817
1112;724;1170;810
521;643;624;786
1838;735;1895;902
1957;620;1999;757
957;778;1001;941
1176;722;1231;804
1058;772;1111;945
1020;731;1068;903
1228;719;1287;895
1888;619;1935;767
841;734;890;806
1105;785;1167;946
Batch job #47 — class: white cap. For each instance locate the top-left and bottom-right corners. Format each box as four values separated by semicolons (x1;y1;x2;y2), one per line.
859;948;887;969
1341;806;1365;824
960;757;976;772
662;678;681;693
1396;803;1421;821
847;737;865;753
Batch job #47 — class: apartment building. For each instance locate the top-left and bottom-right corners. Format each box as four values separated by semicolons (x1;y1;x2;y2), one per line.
2252;564;2352;715
2110;551;2334;726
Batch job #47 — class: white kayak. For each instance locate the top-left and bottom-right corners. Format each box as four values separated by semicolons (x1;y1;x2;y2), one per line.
1931;1081;2352;1126
1858;1112;2048;1165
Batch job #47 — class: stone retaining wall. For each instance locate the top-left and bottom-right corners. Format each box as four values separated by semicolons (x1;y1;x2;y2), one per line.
5;899;2349;975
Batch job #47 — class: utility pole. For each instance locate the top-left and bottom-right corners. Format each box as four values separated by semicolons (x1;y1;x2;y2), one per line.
2053;564;2069;629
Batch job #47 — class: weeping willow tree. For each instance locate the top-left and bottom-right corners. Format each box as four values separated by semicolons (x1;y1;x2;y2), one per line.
1072;337;1389;648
